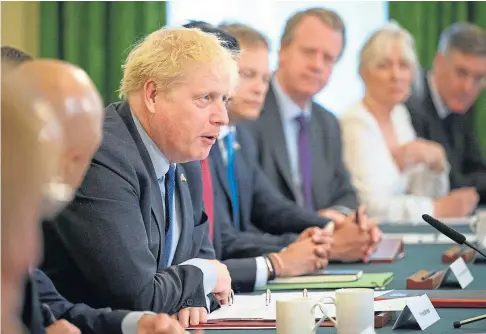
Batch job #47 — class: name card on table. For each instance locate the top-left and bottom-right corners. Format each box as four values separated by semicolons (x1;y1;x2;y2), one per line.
441;257;474;289
392;294;440;330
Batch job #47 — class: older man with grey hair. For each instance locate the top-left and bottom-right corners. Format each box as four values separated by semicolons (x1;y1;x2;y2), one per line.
406;22;486;205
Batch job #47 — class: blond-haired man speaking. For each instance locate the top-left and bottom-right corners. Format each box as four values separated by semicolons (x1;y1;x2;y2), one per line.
42;27;239;328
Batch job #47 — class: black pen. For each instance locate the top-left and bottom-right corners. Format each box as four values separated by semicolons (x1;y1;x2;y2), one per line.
356;209;360;225
421;270;438;280
41;303;57;326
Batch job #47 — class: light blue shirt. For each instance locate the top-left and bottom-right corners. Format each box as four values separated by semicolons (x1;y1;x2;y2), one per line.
427;72;450;119
131;112;216;309
272;76;312;208
218;125;268;289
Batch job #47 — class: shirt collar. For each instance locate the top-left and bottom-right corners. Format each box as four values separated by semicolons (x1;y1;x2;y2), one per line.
272;75;312;122
427;72;450;119
218;124;236;140
131;111;172;180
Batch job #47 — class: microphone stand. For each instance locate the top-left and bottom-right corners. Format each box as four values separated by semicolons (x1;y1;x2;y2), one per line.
453;239;486;328
421;214;486;329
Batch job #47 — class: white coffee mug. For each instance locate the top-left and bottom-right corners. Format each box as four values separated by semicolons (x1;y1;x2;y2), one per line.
321;288;376;334
276;297;323;334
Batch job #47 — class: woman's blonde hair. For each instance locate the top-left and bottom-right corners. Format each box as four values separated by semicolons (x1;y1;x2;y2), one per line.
119;27;240;99
359;21;419;74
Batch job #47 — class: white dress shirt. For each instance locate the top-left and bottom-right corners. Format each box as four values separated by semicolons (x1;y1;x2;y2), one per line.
339;102;450;222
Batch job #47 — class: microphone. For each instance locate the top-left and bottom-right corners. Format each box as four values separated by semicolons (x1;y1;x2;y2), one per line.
422;214;486;258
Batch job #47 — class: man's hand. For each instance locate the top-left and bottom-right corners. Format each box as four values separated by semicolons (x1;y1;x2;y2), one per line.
46;320;80;334
208;260;231;305
295;226;334;244
138;313;186;333
329;212;372;262
318;209;346;225
170;307;208;329
353;205;381;258
278;235;332;277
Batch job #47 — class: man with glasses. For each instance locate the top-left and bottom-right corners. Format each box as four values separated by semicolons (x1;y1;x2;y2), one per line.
407;22;486;205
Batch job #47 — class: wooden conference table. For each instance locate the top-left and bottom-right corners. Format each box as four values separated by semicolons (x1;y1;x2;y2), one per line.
206;223;486;333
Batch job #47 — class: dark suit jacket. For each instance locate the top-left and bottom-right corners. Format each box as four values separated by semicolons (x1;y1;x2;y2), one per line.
211;125;330;237
246;83;358;211
42;101;215;314
182;160;281;293
22;269;130;334
406;71;486;203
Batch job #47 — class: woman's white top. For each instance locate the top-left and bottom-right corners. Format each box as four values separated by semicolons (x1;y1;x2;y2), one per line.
339;102;450;222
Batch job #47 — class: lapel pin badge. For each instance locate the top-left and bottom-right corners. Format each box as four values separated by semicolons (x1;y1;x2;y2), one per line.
180;174;187;182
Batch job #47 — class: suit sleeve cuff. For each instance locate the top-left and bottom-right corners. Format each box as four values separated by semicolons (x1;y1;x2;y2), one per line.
179;259;217;310
121;311;155;334
254;257;269;288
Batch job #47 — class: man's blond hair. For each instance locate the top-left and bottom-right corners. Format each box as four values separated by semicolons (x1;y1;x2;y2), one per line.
119;27;240;99
219;23;269;50
281;8;345;50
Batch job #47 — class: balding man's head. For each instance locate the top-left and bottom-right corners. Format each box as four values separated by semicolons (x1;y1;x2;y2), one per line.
13;59;104;190
1;73;62;334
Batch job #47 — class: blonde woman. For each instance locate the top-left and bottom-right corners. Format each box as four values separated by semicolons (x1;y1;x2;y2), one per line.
340;23;477;222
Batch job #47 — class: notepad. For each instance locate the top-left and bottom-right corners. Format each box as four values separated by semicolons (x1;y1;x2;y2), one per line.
269;269;362;284
256;272;394;291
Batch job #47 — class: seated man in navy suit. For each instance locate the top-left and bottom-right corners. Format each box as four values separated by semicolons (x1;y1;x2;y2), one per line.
39;27;236;328
3;56;186;334
214;23;381;263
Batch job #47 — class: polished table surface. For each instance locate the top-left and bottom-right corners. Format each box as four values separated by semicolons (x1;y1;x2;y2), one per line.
206;223;486;333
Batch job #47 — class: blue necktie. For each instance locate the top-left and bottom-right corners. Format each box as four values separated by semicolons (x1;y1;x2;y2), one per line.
161;164;176;268
295;114;314;211
224;132;240;231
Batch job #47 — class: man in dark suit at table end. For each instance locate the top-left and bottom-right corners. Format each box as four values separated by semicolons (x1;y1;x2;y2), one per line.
406;22;486;205
41;27;237;326
245;8;359;225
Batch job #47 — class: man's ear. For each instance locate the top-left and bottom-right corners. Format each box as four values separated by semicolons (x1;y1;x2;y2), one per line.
143;80;157;114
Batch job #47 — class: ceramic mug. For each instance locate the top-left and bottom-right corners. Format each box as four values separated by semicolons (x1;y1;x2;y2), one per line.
276;289;376;334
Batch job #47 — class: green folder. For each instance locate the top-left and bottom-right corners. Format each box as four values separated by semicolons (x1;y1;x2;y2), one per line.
256;272;394;291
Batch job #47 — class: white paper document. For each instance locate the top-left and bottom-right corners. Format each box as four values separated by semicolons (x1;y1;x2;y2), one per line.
208;290;397;322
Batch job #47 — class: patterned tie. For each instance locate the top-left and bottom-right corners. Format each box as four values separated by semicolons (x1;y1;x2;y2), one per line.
161;164;176;268
200;158;214;242
295;114;314;211
224;132;240;231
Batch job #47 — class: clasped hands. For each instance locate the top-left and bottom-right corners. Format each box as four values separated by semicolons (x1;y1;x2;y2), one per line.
270;205;381;279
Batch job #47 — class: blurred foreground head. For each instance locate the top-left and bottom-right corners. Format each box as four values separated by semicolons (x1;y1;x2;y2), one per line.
13;59;105;218
1;63;62;334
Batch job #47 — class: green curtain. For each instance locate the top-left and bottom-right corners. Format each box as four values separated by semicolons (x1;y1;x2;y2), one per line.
389;1;486;155
40;1;166;105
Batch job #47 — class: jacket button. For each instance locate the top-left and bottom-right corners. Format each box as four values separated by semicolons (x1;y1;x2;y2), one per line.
186;298;193;306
